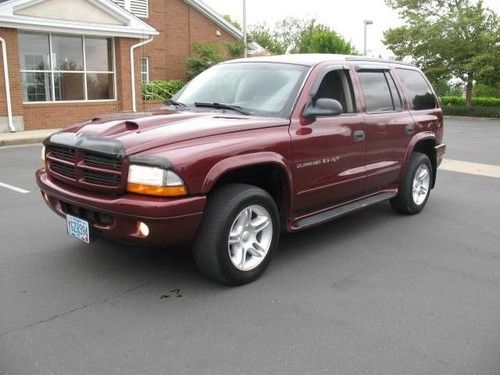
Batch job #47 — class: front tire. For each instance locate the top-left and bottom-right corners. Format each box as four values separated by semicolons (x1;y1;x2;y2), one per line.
193;184;280;285
390;152;432;215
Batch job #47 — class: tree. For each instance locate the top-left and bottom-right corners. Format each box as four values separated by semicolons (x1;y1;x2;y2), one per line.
383;0;500;108
223;14;241;30
273;17;309;53
250;18;355;55
250;23;287;54
474;83;500;97
185;43;222;79
297;21;357;54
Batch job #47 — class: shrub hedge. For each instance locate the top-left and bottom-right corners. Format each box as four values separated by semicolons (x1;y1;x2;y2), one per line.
440;96;500;107
442;105;500;118
142;80;185;101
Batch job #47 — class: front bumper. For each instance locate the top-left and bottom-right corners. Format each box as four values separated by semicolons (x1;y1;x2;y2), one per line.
36;169;206;245
435;143;446;166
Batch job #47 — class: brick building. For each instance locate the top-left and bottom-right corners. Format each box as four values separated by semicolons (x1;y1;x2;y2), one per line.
0;0;243;132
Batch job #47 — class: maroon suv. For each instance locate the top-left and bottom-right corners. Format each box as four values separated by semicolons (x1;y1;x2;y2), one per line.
37;54;446;285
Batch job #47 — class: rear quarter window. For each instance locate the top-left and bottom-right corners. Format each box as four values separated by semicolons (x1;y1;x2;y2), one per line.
396;69;437;110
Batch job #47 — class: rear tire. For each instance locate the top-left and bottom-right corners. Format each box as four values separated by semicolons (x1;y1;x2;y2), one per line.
193;183;280;286
390;152;432;215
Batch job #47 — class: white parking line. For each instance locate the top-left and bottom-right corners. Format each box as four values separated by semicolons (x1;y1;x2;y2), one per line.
440;159;500;179
0;182;30;194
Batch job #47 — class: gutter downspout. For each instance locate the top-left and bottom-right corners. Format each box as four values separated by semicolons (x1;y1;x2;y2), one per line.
0;37;15;132
130;36;154;112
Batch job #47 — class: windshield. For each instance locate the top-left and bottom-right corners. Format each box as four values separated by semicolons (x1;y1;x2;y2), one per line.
173;62;310;118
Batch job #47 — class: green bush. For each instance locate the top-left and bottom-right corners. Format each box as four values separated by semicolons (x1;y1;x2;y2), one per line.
440;96;500;107
142;80;185;101
185;43;222;80
442;105;500;118
225;42;245;59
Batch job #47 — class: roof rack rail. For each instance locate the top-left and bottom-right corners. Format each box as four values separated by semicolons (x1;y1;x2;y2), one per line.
345;56;413;66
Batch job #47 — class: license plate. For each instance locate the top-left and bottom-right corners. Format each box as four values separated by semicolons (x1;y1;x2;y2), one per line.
66;214;91;244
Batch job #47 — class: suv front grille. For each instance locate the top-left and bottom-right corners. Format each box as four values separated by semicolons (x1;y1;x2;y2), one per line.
46;145;125;194
82;169;121;186
83;152;122;169
50;145;76;161
50;160;77;179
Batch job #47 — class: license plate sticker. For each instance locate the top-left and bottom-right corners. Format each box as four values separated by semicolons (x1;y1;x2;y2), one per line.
66;214;91;244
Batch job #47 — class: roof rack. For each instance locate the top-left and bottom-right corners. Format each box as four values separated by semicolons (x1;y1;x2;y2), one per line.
345;56;413;66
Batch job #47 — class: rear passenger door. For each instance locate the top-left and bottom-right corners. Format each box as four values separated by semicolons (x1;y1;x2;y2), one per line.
356;68;415;192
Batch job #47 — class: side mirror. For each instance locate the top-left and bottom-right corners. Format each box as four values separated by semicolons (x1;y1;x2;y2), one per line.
304;98;343;119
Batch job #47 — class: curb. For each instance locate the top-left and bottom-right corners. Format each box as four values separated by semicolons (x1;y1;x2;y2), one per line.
444;116;499;122
0;136;46;147
0;129;61;148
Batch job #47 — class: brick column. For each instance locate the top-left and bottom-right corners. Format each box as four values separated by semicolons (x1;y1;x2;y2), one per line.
114;37;143;112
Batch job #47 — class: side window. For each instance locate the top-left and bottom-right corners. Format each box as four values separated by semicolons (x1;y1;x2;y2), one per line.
358;71;400;113
396;69;436;110
315;70;356;113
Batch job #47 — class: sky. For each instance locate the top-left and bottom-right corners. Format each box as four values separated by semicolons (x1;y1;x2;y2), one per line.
203;0;500;58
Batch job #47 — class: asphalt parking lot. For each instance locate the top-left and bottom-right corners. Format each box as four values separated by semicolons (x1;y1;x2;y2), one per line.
0;117;499;375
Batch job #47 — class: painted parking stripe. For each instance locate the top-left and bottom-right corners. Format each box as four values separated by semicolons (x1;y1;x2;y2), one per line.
440;159;500;179
0;182;30;194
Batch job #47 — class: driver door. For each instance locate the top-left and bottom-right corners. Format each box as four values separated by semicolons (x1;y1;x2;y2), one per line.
291;67;367;215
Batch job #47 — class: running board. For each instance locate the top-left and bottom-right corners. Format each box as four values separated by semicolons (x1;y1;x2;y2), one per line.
295;191;397;229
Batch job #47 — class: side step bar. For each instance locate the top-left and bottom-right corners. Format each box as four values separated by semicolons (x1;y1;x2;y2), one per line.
296;191;397;229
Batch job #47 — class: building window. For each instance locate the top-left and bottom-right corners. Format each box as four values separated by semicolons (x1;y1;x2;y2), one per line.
19;32;116;103
111;0;148;18
141;57;149;83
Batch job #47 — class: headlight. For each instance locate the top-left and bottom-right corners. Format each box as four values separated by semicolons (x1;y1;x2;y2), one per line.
127;164;188;197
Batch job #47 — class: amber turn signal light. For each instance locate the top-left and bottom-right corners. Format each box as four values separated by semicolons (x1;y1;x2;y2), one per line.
127;183;188;197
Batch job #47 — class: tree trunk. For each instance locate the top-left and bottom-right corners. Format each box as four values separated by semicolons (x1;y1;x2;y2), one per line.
465;74;474;110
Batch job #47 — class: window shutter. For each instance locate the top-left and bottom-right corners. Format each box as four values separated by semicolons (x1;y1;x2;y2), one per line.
111;0;125;8
111;0;148;18
130;0;148;18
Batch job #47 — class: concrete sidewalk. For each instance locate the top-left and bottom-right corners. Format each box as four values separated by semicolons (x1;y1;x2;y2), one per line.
0;129;60;147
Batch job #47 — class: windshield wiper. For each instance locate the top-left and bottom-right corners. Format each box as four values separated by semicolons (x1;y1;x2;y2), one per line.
165;99;188;109
194;102;250;115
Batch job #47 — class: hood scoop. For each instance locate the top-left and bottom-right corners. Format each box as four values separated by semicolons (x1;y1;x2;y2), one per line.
125;121;139;131
93;120;140;137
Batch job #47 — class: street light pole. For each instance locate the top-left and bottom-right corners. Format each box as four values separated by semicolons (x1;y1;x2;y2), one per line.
243;0;247;58
363;20;373;56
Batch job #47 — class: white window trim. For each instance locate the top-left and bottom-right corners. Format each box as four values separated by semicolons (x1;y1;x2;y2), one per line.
20;33;117;104
141;56;149;83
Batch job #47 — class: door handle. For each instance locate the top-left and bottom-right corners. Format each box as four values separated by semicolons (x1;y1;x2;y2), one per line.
405;123;415;134
353;130;365;142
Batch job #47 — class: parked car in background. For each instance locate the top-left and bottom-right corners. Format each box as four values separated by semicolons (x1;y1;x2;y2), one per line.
37;54;446;285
